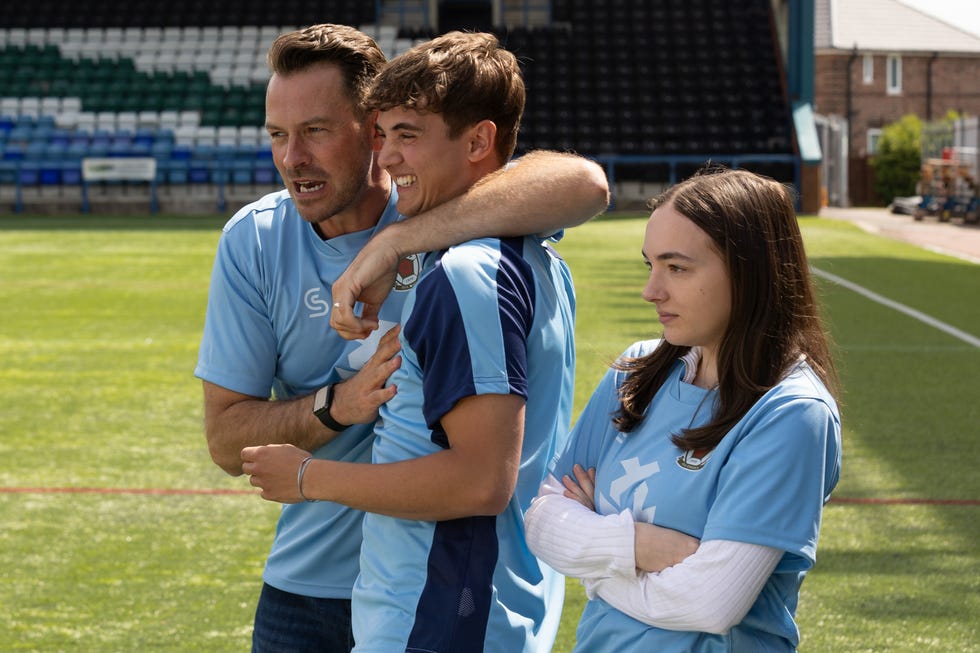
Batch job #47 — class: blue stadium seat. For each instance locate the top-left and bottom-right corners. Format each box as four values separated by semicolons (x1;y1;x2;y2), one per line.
39;163;62;185
253;161;280;186
164;160;190;185
189;145;215;183
189;164;211;184
60;160;83;185
4;144;25;161
0;160;18;184
210;160;231;185
18;161;41;186
231;160;253;185
133;129;157;148
151;141;174;162
170;146;193;161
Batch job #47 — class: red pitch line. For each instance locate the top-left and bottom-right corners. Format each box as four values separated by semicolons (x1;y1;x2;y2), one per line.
0;487;977;505
830;497;980;506
0;486;254;496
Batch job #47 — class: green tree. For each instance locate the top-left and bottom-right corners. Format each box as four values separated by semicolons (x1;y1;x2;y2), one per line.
870;114;922;203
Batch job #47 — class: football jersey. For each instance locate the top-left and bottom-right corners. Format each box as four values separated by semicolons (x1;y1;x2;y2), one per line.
352;235;576;653
195;189;417;598
552;339;841;652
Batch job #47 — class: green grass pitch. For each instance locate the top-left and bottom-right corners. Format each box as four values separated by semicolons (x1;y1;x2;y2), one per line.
1;212;977;651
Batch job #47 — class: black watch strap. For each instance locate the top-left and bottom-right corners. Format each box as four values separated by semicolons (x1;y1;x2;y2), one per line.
313;384;351;432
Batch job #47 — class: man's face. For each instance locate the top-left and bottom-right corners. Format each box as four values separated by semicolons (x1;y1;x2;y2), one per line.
374;106;476;217
265;63;376;227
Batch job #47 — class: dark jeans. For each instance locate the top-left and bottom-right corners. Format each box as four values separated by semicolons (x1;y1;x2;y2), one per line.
252;583;354;653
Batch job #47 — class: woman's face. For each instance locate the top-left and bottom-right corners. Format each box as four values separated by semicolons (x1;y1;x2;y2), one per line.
641;201;732;357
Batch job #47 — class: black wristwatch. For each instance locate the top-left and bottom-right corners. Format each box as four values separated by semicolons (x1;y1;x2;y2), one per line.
312;384;350;432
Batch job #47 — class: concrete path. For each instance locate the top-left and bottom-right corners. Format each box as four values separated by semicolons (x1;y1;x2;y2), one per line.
818;206;980;264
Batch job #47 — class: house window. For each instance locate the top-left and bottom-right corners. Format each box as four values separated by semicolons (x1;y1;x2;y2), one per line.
886;54;902;95
867;128;883;155
863;54;874;84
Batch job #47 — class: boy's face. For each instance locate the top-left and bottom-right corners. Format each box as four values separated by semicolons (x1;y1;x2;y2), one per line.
374;106;477;217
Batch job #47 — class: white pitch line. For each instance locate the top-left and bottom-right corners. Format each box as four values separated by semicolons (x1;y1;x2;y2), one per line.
811;267;980;349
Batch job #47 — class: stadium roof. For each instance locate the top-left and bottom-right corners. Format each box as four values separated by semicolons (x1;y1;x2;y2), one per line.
815;0;980;53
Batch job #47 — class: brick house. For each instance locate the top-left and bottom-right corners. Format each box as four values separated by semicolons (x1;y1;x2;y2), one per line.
813;0;980;204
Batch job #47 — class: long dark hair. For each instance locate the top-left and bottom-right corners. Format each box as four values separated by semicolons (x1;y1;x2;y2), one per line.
613;168;839;451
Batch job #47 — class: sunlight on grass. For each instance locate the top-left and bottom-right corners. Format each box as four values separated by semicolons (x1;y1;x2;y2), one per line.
0;493;277;651
1;213;977;652
798;504;980;652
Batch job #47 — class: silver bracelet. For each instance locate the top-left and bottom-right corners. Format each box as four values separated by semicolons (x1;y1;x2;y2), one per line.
296;455;319;503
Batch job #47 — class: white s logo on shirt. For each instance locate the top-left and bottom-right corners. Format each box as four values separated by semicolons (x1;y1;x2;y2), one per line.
305;287;331;318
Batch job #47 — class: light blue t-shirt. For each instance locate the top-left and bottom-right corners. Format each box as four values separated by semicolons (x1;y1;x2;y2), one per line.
352;235;577;653
195;189;415;598
553;339;841;652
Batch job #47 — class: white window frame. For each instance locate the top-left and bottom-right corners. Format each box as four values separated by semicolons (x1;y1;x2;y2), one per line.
862;54;874;84
886;54;902;95
867;128;883;155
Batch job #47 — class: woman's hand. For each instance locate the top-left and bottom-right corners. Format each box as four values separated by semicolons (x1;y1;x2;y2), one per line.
561;464;597;511
634;522;700;572
560;464;700;573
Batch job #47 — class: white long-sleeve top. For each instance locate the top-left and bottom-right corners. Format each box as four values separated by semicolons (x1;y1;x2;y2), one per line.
524;474;783;634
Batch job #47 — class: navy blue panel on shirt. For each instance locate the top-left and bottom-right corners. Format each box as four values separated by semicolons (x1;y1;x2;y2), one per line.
402;264;476;443
403;238;538;443
407;515;499;653
495;237;535;399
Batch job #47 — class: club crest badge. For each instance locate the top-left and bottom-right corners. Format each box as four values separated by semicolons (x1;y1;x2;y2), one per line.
394;253;421;291
677;448;713;471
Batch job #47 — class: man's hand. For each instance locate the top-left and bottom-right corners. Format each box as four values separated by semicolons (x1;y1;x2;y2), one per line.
328;324;403;425
241;443;311;503
330;230;405;340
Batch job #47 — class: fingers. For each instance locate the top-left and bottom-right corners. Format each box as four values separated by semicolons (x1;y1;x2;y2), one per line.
330;328;402;425
359;303;382;331
562;464;597;511
241;446;258;465
239;445;309;504
358;325;402;382
572;464;596;496
330;301;379;341
373;324;402;359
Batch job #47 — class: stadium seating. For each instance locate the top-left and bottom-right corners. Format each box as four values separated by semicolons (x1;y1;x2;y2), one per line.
509;0;791;160
0;0;794;206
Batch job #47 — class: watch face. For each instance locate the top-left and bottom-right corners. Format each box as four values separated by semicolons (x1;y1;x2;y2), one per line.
311;384;348;431
313;386;329;413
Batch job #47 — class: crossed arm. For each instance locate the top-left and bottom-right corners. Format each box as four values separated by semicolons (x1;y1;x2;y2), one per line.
525;465;782;634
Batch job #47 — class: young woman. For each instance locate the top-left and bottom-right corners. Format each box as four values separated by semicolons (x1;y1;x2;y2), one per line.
525;168;841;651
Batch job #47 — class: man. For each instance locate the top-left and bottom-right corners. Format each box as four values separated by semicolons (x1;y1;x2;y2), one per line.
243;31;577;652
197;24;607;653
